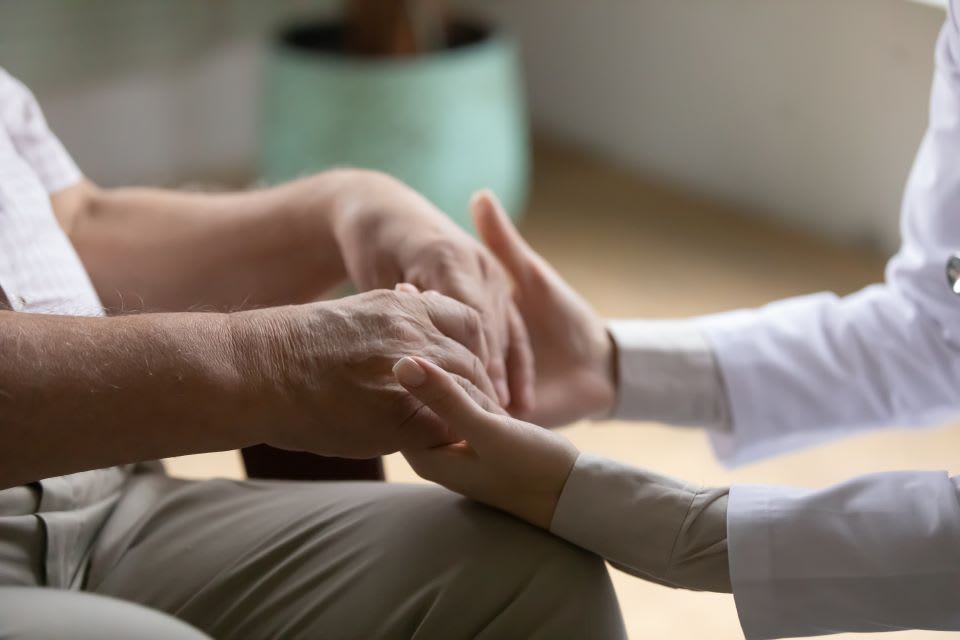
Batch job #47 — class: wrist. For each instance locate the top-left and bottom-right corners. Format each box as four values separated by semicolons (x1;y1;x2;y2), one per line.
604;325;619;414
534;446;581;530
585;320;618;419
224;305;309;445
269;169;383;289
131;311;268;452
325;169;399;241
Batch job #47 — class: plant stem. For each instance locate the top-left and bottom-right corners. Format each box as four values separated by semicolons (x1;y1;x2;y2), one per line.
344;0;448;57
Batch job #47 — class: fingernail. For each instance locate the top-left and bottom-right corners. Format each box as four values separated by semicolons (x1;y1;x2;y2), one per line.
393;357;426;387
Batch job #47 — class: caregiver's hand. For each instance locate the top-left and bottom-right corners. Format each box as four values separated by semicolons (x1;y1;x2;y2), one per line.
394;355;579;529
471;191;615;426
331;171;534;412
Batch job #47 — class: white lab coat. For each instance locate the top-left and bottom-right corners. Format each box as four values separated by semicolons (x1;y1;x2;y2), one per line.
691;7;960;638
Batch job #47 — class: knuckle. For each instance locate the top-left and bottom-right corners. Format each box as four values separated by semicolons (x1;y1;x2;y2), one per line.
367;288;395;304
462;306;482;336
389;317;423;344
475;251;492;278
424;239;462;267
422;289;447;304
470;354;486;382
456;373;496;413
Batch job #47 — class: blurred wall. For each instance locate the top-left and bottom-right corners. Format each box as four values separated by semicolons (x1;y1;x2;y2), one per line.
0;1;948;252
462;0;946;252
0;1;328;186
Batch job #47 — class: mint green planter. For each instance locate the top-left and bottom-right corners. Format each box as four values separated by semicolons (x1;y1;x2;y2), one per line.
260;21;529;230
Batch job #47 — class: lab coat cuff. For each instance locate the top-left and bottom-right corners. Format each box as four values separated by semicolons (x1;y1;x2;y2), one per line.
606;319;730;429
726;484;791;640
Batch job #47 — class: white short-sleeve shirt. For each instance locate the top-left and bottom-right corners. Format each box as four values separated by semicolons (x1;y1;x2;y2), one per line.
0;67;129;590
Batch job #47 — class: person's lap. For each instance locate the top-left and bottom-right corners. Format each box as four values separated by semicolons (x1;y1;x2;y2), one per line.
0;587;211;639
70;469;625;639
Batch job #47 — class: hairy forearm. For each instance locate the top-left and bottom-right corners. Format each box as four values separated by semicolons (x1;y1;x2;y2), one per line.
0;310;259;489
59;171;377;312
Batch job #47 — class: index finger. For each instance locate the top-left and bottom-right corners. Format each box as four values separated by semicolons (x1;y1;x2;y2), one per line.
505;303;535;413
462;291;510;408
393;356;504;452
420;290;491;373
419;276;511;408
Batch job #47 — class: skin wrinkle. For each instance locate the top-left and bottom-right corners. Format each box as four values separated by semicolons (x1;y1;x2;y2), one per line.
4;165;522;488
0;310;256;488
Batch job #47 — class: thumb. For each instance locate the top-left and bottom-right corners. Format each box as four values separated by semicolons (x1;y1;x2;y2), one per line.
471;190;536;287
393;356;501;447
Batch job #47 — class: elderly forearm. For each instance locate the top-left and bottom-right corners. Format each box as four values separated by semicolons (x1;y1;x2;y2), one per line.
59;171;377;312
0;310;259;489
550;454;731;593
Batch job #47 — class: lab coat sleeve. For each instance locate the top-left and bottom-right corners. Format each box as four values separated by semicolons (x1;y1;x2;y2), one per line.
729;472;960;639
689;15;960;465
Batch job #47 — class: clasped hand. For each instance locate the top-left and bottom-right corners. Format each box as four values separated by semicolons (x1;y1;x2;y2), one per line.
391;191;619;528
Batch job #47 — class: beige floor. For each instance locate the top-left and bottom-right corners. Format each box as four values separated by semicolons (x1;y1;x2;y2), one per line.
165;142;960;640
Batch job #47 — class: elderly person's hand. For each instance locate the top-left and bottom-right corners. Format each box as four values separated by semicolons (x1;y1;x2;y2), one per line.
395;356;579;529
330;172;534;413
470;191;616;427
231;289;498;459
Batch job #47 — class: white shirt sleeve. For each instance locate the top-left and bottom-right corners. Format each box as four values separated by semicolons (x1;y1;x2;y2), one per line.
606;319;730;430
0;68;82;193
729;473;960;639
689;11;960;466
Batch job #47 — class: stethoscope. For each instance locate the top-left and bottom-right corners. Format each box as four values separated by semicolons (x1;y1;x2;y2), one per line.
948;255;960;294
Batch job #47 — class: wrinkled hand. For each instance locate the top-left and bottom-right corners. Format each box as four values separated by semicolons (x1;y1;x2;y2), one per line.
332;172;534;412
471;191;616;426
395;356;579;529
231;289;498;458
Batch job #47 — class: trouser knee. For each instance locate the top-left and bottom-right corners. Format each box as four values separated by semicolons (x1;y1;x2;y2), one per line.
0;588;209;640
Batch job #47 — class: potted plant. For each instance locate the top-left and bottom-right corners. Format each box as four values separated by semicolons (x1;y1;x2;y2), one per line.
248;1;529;483
258;0;529;230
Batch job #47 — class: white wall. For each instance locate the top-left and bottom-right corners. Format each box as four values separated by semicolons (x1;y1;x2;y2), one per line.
464;0;946;252
0;0;329;187
32;41;264;188
5;1;947;252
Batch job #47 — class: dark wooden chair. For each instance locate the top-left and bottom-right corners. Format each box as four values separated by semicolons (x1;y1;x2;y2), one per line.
242;445;384;482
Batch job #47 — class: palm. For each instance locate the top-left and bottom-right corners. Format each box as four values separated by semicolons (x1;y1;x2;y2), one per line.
472;191;614;427
512;258;613;426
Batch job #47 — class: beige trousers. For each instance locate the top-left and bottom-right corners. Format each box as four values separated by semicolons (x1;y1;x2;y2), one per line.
0;470;626;639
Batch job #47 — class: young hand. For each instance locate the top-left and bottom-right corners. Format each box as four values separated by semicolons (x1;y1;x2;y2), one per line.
394;356;580;529
471;191;616;426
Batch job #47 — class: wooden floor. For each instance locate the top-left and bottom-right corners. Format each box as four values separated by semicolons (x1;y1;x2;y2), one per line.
165;142;960;639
